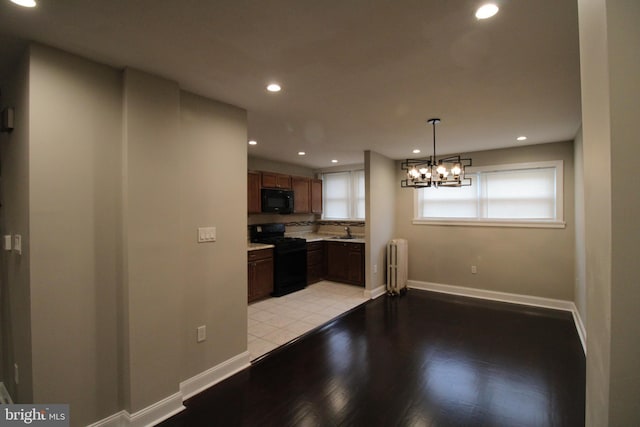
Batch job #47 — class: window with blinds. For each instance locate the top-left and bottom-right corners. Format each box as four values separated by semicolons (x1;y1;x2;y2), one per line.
322;170;365;220
415;161;564;228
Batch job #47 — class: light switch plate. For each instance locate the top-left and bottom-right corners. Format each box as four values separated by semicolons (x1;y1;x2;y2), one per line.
4;235;11;251
13;235;21;255
198;227;216;243
197;325;206;342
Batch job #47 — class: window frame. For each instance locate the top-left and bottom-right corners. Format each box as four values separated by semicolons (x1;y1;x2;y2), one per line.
413;160;565;228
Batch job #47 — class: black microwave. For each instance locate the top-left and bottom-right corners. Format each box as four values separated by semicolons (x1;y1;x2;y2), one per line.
261;188;294;214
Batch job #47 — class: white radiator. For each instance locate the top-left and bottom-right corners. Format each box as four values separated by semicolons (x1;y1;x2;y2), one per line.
387;238;408;296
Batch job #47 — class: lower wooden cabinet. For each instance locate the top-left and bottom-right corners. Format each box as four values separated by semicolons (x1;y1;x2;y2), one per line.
248;248;274;303
307;241;325;285
325;241;364;286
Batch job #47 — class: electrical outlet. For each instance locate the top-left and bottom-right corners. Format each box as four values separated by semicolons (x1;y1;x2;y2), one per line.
471;265;477;274
373;264;377;274
14;363;19;385
197;325;206;343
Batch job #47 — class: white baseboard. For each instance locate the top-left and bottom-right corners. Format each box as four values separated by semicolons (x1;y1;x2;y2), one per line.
365;285;386;300
86;411;126;427
126;392;185;427
180;351;251;400
87;392;184;427
408;280;587;355
89;351;250;427
572;308;587;355
0;382;13;404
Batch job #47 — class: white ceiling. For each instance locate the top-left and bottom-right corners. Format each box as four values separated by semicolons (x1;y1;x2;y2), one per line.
0;0;581;169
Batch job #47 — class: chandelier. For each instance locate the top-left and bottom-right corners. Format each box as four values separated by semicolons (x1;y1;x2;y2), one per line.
401;118;472;188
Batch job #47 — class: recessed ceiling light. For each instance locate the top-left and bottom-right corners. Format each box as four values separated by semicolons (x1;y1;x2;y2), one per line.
248;140;257;145
298;151;306;156
475;3;499;19
412;149;421;154
331;159;338;163
10;0;36;7
517;136;527;141
266;83;281;92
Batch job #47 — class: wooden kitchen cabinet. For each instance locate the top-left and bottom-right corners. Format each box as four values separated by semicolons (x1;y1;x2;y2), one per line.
325;241;364;286
311;179;323;214
347;243;364;285
248;171;261;214
248;248;274;303
307;241;325;285
292;176;311;213
261;172;291;189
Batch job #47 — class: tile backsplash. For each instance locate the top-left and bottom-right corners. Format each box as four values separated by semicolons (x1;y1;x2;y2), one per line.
247;214;365;239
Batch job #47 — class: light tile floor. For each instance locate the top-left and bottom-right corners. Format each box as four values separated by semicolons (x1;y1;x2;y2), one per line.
248;281;369;361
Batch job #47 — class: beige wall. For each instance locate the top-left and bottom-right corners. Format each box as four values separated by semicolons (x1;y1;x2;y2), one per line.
1;44;249;426
248;155;315;178
178;91;248;382
579;0;640;425
578;1;613;424
28;45;122;421
574;128;587;326
365;151;396;291
395;141;575;301
0;50;32;402
607;1;640;422
121;69;183;412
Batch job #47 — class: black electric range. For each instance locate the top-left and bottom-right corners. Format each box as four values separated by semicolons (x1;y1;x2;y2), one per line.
250;224;307;297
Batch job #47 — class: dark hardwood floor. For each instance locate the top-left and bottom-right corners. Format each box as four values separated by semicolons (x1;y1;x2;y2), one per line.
159;290;585;426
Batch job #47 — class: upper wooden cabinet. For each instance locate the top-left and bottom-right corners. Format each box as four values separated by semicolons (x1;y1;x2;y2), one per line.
248;171;261;214
249;170;323;215
311;179;323;214
292;177;311;213
261;172;291;189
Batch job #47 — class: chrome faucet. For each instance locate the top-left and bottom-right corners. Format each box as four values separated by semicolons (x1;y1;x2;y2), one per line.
345;226;352;239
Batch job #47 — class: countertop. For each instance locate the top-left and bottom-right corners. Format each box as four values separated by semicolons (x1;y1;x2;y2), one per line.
248;233;365;251
248;242;275;251
300;233;365;244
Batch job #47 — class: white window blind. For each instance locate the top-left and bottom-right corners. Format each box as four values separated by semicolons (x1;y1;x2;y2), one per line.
322;170;365;220
415;161;564;228
482;168;556;219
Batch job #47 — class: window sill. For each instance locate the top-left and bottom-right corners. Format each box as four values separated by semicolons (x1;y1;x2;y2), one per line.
412;219;566;229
